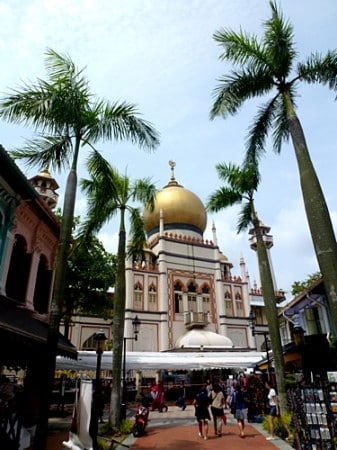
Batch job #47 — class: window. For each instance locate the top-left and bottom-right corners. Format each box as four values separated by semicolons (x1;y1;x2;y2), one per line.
201;285;210;317
224;290;232;315
235;291;243;317
82;333;96;350
187;281;197;312
174;281;183;313
148;283;157;311
133;281;143;310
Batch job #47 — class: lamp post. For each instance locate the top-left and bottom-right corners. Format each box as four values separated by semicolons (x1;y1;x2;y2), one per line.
122;316;141;418
249;310;272;382
91;329;107;450
292;318;305;379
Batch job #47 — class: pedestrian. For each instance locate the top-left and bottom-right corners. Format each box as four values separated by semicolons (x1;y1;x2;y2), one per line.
265;381;291;440
176;381;186;410
210;382;225;437
193;387;211;440
231;384;248;438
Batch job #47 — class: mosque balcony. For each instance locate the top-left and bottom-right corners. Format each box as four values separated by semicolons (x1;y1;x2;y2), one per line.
184;311;208;329
249;234;273;250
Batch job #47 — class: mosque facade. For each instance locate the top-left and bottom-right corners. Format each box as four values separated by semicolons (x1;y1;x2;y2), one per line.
124;161;276;354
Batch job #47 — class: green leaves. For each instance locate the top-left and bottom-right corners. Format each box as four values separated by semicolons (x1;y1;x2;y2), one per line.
206;161;260;233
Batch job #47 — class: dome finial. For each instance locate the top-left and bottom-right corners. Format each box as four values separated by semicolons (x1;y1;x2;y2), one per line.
169;160;176;181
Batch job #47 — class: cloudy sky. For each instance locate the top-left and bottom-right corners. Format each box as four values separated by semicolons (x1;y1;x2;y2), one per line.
1;0;337;300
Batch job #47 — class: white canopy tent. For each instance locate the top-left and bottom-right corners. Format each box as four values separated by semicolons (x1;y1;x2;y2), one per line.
56;350;264;372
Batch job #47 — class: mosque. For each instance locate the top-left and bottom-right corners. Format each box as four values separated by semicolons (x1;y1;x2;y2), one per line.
28;159;284;372
122;160;282;356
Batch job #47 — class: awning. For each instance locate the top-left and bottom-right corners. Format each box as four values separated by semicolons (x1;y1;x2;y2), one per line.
57;350;264;372
0;295;77;361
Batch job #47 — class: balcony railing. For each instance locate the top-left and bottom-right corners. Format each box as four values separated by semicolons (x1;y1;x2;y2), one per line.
184;311;208;329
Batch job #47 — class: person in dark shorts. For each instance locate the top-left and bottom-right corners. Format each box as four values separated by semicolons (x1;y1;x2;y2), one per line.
265;381;291;440
193;387;211;440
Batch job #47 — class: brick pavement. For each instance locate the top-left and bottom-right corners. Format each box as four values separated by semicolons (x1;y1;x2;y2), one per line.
118;406;293;450
46;404;293;450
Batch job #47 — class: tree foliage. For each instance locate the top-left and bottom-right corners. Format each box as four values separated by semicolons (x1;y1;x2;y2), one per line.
211;0;337;338
0;48;159;449
207;161;288;412
291;272;321;296
80;150;157;431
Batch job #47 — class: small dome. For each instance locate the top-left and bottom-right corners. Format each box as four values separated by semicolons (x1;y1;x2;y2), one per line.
175;329;233;349
144;162;207;237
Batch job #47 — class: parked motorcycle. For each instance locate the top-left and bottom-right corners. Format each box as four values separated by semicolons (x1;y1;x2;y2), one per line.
132;400;150;437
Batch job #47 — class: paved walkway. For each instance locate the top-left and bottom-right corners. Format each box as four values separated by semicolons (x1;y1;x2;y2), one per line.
117;406;293;450
46;405;293;450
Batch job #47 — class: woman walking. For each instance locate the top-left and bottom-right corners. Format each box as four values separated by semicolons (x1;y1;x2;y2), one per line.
265;381;291;440
210;382;225;437
193;387;211;440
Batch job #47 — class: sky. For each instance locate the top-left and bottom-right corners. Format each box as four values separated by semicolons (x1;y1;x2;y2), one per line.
1;0;337;300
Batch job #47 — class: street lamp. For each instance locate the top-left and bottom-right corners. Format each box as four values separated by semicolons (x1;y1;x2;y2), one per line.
122;316;141;417
91;329;107;450
249;310;272;382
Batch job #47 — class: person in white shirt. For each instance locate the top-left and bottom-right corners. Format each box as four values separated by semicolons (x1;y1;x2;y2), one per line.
265;381;291;441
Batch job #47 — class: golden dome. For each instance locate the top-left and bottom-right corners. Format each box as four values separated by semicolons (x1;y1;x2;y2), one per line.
144;162;207;236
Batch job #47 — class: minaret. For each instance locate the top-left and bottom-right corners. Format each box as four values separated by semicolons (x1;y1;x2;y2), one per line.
248;220;277;290
29;167;59;209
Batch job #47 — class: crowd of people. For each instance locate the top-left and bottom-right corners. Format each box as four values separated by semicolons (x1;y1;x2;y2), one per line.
141;374;292;442
191;376;291;441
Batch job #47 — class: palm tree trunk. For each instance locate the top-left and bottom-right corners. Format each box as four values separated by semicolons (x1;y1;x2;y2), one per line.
285;92;337;336
253;217;288;412
110;207;127;431
33;144;79;449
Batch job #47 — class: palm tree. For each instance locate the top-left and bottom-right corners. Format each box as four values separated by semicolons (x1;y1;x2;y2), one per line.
210;0;337;336
80;150;157;431
0;48;159;448
207;161;288;411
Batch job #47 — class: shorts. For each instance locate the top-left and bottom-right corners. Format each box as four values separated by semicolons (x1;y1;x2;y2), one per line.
235;409;247;420
269;405;280;417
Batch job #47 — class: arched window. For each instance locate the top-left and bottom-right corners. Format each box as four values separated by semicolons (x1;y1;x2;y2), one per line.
6;234;31;303
173;281;183;313
33;254;52;314
82;333;96;350
235;290;243;317
148;283;157;311
133;281;143;310
224;290;232;315
187;281;197;313
201;284;210;316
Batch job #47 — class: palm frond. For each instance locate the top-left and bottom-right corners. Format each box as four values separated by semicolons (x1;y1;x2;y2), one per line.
87;100;160;150
127;208;147;260
9;135;73;172
298;50;337;92
213;27;268;69
237;201;254;232
271;94;291;153
206;187;243;213
244;94;279;165
131;178;157;211
210;67;274;119
0;49;92;134
263;0;296;79
85;150;121;200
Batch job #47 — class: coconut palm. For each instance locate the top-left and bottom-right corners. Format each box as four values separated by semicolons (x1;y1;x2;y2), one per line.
207;161;288;411
0;48;159;448
210;0;337;335
80;149;157;431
